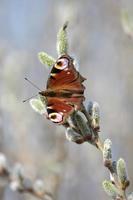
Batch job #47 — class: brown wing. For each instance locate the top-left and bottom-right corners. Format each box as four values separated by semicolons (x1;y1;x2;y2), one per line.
46;97;74;124
46;55;86;92
46;93;85;124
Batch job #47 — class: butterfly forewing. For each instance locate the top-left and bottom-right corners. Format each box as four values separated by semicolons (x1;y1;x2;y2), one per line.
46;55;85;92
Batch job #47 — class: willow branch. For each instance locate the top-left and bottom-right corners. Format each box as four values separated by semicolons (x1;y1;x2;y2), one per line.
66;102;130;200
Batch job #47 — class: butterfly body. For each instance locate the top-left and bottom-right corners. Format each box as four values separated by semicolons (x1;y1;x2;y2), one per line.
39;55;86;124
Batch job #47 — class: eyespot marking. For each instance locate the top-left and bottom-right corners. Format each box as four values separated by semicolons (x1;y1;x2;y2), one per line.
54;58;69;70
48;112;63;123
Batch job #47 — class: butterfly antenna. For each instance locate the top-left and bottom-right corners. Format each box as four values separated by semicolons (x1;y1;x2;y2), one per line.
24;77;41;91
23;94;38;103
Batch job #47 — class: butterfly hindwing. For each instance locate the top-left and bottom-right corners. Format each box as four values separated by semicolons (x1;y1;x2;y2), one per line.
46;97;74;124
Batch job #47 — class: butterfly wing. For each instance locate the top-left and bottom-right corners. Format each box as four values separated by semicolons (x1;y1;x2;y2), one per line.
46;55;86;92
46;97;74;124
45;92;85;124
41;54;86;124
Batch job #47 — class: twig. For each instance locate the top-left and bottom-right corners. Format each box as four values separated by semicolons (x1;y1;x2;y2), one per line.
0;153;53;200
66;102;130;200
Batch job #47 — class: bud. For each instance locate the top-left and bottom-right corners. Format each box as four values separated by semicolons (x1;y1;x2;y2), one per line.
33;179;45;196
11;164;26;191
103;139;112;167
10;181;21;191
87;101;100;130
74;111;92;141
12;163;24;182
30;98;47;115
117;158;129;189
67;113;78;130
103;180;121;199
57;22;68;55
38;52;55;67
65;127;85;144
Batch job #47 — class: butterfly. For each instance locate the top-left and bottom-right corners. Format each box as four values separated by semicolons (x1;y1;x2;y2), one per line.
39;54;86;124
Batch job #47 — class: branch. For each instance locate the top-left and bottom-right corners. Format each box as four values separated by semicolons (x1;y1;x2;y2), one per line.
65;102;130;200
0;153;53;200
29;22;132;199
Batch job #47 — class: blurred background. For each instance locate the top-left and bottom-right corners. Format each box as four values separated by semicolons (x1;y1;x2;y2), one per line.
0;0;133;199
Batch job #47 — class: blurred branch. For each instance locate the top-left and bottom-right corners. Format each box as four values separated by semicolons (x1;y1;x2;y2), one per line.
0;153;53;200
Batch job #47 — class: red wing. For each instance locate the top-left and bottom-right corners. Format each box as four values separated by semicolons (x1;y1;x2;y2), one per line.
46;95;85;124
46;97;74;124
46;55;86;92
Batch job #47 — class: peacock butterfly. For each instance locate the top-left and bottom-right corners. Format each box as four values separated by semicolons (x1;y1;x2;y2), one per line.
39;54;86;124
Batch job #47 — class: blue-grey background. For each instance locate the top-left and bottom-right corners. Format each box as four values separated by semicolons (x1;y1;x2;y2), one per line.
0;0;133;199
